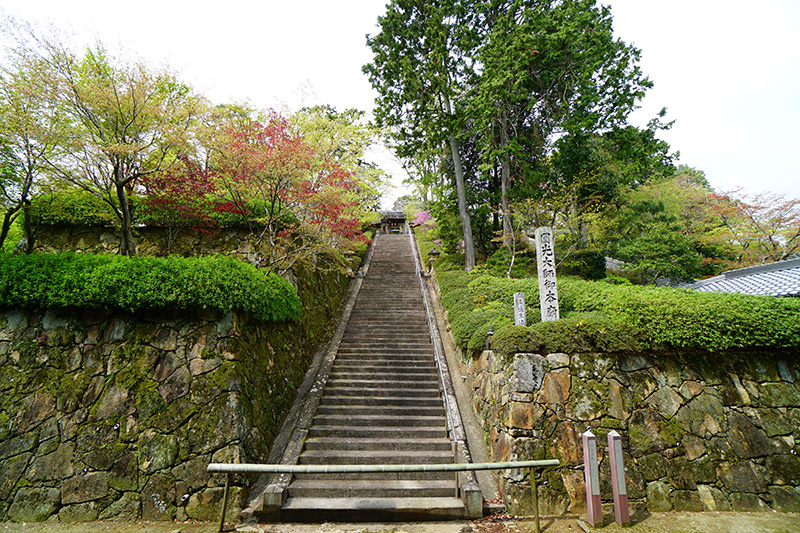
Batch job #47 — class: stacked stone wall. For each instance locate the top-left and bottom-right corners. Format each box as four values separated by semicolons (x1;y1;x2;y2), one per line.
0;262;351;522
465;348;800;515
33;225;274;266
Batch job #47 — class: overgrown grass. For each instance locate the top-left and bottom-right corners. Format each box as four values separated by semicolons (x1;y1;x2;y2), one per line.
0;253;301;322
421;230;800;356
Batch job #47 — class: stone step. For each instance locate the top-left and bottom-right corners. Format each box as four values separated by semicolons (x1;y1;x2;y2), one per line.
347;315;428;320
323;386;440;398
333;360;436;369
336;346;433;353
319;395;443;407
328;371;439;382
340;332;431;340
287;479;456;498
292;471;454;481
276;235;473;522
298;449;454;465
348;310;425;315
344;323;429;330
335;346;433;354
278;496;466;521
316;405;444;417
323;380;440;391
307;425;448;439
303;437;453;452
328;374;438;385
333;355;435;363
350;296;422;301
313;414;446;427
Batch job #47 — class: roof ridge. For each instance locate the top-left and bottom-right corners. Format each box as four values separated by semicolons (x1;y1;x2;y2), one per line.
720;257;800;279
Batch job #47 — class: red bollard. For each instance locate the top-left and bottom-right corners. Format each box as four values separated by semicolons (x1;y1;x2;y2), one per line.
582;430;602;527
608;430;630;526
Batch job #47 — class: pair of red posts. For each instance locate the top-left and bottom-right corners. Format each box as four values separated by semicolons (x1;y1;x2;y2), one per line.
582;429;630;527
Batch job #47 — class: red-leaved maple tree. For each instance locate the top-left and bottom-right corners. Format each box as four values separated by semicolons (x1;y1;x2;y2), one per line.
141;157;245;253
208;110;366;273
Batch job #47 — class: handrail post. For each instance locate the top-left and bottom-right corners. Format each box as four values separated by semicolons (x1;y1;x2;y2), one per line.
453;441;459;498
218;472;231;533
531;467;540;533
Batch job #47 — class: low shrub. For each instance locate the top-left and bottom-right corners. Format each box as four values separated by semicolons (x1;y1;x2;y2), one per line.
483;245;537;278
28;191;117;226
426;235;800;356
0;253;301;322
28;190;297;230
559;250;607;280
492;314;643;357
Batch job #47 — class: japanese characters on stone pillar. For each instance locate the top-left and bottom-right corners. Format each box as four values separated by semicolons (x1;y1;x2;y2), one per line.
513;292;526;326
534;227;560;322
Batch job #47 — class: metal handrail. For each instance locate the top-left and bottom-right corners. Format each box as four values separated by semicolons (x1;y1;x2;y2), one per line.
209;459;559;474
406;225;459;449
209;459;560;532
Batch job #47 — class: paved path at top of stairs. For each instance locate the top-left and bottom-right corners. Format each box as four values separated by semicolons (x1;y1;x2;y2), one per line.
279;234;465;521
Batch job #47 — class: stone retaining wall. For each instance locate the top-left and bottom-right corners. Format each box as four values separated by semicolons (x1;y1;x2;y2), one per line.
0;263;351;522
465;348;800;515
34;225;275;266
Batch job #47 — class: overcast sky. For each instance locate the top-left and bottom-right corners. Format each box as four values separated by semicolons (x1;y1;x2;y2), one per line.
3;0;799;208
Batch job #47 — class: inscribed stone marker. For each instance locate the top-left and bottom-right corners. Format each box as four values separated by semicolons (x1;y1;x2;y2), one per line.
534;227;560;322
514;292;526;326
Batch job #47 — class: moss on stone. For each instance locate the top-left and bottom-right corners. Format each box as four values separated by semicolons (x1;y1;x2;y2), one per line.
659;415;685;448
600;417;623;429
12;337;38;368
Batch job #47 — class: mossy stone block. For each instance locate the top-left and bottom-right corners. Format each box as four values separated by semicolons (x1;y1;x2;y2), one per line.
7;487;60;522
645;481;672;512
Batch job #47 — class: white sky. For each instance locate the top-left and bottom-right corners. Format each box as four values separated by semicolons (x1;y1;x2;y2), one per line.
3;0;799;208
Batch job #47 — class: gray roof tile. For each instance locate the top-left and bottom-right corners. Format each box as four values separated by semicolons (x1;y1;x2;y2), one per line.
690;258;800;297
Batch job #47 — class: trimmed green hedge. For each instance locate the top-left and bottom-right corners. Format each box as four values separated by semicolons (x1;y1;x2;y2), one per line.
423;232;800;356
28;191;119;226
0;253;301;322
28;191;296;229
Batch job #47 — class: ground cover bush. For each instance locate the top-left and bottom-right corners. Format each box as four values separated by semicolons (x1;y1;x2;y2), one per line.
421;231;800;357
0;253;301;322
27;190;289;229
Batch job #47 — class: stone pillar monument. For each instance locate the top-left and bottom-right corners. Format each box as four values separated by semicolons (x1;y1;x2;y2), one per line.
534;227;560;322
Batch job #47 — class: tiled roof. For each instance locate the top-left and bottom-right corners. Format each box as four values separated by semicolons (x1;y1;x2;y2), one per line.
378;210;406;221
690;258;800;297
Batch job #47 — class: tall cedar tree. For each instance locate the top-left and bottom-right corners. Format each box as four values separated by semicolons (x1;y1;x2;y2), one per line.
366;0;653;260
472;0;652;247
365;0;478;270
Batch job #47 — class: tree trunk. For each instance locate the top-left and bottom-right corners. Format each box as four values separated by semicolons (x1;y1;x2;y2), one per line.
0;208;18;251
22;202;34;254
448;133;475;271
499;109;513;249
441;92;475;271
115;169;137;256
501;154;513;248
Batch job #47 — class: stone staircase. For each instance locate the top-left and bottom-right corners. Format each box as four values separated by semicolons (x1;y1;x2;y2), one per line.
278;234;468;521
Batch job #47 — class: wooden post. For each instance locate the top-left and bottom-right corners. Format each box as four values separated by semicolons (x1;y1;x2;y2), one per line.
608;430;630;526
582;430;602;527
